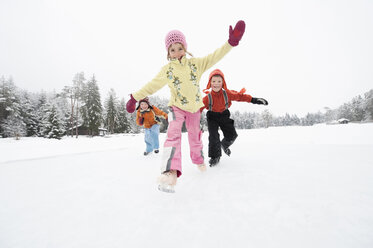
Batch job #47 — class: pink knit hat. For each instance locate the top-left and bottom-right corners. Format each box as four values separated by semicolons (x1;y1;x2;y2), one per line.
165;30;187;51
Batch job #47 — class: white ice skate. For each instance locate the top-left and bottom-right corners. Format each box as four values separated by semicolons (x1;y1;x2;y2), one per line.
197;163;207;172
158;184;175;193
157;170;177;193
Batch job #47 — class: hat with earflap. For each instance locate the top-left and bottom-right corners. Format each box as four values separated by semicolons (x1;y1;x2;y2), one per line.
203;69;246;95
165;30;187;51
136;97;152;110
203;69;228;94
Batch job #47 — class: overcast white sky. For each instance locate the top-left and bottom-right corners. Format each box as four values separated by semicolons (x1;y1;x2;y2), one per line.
1;0;372;116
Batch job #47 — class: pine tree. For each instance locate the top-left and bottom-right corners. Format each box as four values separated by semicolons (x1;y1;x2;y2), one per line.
1;77;15;135
261;109;273;128
301;112;324;126
338;103;353;120
61;72;86;137
283;113;292;126
2;111;26;139
364;90;373;121
290;114;301;126
43;105;63;139
20;91;39;136
0;77;25;138
35;92;49;137
116;98;131;133
52;92;69;135
324;107;338;122
104;89;119;133
82;75;102;136
0;76;7;124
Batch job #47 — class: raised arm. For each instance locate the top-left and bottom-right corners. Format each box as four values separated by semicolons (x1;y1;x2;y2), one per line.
195;20;246;73
126;68;168;113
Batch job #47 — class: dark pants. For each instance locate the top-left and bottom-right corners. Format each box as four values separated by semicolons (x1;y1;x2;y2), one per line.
206;109;238;158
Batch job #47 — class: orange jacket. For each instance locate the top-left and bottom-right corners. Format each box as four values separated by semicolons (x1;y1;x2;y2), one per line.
136;106;168;129
201;69;252;113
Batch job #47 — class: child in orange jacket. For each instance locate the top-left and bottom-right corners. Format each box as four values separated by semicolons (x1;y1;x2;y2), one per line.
136;98;168;155
201;69;268;166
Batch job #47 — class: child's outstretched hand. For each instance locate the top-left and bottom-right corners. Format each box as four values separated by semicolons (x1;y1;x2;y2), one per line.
251;97;268;105
126;94;137;113
228;20;246;47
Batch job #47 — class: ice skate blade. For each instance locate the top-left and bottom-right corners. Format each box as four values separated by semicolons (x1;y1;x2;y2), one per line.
158;184;175;193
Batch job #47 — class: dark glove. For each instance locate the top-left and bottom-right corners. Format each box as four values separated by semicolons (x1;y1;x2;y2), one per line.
228;20;246;47
251;97;268;105
139;117;144;125
126;94;137;113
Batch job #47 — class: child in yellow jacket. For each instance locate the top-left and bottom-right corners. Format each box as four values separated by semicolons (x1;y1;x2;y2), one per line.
136;98;168;156
126;20;246;193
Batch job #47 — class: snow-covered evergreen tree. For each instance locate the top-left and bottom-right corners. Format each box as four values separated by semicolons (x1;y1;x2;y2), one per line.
338;102;354;120
364;90;373;121
2;111;26;139
104;89;119;133
282;113;292;126
20;91;39;136
350;95;365;121
61;72;86;137
324;107;338;123
0;76;7;124
35;92;49;137
116;98;131;133
301;112;324;126
261;109;273;128
290;114;301;126
43;105;64;139
231;111;257;129
0;77;25;138
127;99;141;134
82;75;102;136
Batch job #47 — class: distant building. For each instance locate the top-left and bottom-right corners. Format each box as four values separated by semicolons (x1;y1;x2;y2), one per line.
338;118;349;124
99;128;108;136
67;124;89;135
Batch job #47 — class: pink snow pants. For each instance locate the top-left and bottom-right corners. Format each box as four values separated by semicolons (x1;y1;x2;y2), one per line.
161;106;204;177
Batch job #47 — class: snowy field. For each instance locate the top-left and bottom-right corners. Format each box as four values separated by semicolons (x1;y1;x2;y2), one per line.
1;123;373;248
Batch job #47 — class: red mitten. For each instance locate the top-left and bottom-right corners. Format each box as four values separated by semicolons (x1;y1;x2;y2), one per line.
126;94;137;113
228;20;246;47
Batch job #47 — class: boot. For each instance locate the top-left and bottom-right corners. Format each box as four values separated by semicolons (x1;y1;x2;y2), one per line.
222;147;231;156
154;149;159;153
157;170;177;193
144;151;151;156
209;157;220;167
221;136;236;156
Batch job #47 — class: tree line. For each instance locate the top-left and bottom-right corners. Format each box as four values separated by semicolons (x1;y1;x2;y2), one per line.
1;73;373;139
231;89;373;129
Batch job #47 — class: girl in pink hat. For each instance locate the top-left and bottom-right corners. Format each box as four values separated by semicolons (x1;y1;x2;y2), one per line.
126;20;246;193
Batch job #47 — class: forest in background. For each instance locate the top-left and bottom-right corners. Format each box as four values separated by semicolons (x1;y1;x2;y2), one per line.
1;73;373;139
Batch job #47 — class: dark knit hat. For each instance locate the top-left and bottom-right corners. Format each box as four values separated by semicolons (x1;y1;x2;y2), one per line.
136;97;151;110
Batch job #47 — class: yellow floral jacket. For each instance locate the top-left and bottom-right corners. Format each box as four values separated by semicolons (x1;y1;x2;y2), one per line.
132;42;232;113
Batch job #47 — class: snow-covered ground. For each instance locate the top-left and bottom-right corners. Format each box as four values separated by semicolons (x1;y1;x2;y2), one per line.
1;123;373;248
